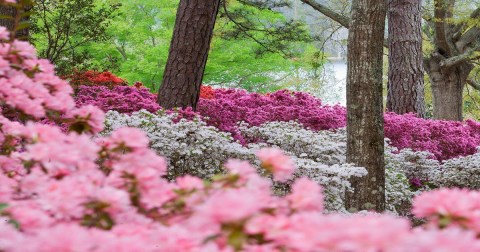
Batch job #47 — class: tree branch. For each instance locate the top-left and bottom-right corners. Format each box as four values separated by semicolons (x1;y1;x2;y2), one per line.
300;0;388;48
433;0;456;56
440;44;480;68
467;78;480;91
300;0;350;29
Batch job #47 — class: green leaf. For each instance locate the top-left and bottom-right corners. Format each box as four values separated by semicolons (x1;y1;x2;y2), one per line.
20;10;34;18
0;202;8;212
15;21;30;31
0;15;14;20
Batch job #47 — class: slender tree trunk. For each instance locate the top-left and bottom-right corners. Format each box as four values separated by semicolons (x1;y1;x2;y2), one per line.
345;0;386;212
386;0;425;117
425;55;473;121
157;0;220;110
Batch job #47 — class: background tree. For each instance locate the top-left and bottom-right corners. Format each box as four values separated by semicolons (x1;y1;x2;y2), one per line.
0;0;33;40
423;1;480;120
157;0;221;110
345;0;386;211
387;0;425;117
75;0;313;92
302;0;480;121
30;0;119;74
218;0;310;58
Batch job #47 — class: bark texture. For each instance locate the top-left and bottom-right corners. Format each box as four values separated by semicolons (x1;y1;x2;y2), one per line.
345;0;386;212
0;6;29;40
387;0;425;117
425;55;473;120
157;0;220;110
422;0;479;121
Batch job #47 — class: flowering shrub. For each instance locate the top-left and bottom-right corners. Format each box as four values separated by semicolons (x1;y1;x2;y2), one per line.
199;85;215;99
75;85;161;114
103;110;253;179
384;113;480;160
3;144;480;251
103;110;367;211
241;121;415;213
63;70;127;91
197;88;347;143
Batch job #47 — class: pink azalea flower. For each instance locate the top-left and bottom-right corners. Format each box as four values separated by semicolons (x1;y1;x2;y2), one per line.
287;177;324;212
66;105;105;134
106;127;150;150
256;147;295;182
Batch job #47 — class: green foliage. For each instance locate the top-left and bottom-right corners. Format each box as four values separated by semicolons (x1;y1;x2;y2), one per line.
218;0;311;58
30;0;120;74
65;0;317;92
28;0;328;93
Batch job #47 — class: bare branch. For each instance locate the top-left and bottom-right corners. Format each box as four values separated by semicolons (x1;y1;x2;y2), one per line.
440;44;480;68
300;0;388;48
433;0;456;56
467;78;480;91
300;0;350;28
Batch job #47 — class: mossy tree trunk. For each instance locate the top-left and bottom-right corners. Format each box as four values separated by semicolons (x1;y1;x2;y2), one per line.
345;0;387;212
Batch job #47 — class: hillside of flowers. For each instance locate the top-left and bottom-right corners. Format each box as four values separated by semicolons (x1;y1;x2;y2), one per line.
76;81;480;161
2;24;480;251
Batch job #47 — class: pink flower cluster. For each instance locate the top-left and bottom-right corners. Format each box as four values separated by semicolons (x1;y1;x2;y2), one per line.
198;89;347;143
257;147;295;182
413;188;480;233
75;85;161;114
2;137;480;251
75;84;480;160
385;113;480;160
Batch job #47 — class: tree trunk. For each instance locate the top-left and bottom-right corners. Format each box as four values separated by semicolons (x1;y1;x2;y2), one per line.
0;6;29;40
386;0;425;117
425;56;473;121
345;0;386;212
157;0;220;110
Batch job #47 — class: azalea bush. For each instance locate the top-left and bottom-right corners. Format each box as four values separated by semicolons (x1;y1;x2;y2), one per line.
102;110;368;211
62;70;127;92
77;84;480;160
198;88;347;143
75;85;161;114
384;112;480;160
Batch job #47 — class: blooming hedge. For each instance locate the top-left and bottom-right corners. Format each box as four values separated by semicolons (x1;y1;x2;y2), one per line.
63;70;128;91
76;84;480;160
75;85;161;114
384;113;480;160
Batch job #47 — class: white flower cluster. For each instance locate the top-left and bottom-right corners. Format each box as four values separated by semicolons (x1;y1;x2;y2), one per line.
242;121;417;214
103;110;254;178
103;110;366;211
435;151;480;188
386;146;480;189
241;121;346;165
105;111;480;213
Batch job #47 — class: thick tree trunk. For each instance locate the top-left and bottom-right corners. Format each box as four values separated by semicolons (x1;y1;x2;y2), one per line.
345;0;386;212
0;6;29;40
157;0;220;110
425;56;473;121
386;0;425;117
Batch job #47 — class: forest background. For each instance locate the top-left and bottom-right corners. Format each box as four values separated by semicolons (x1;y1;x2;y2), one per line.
28;0;480;119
